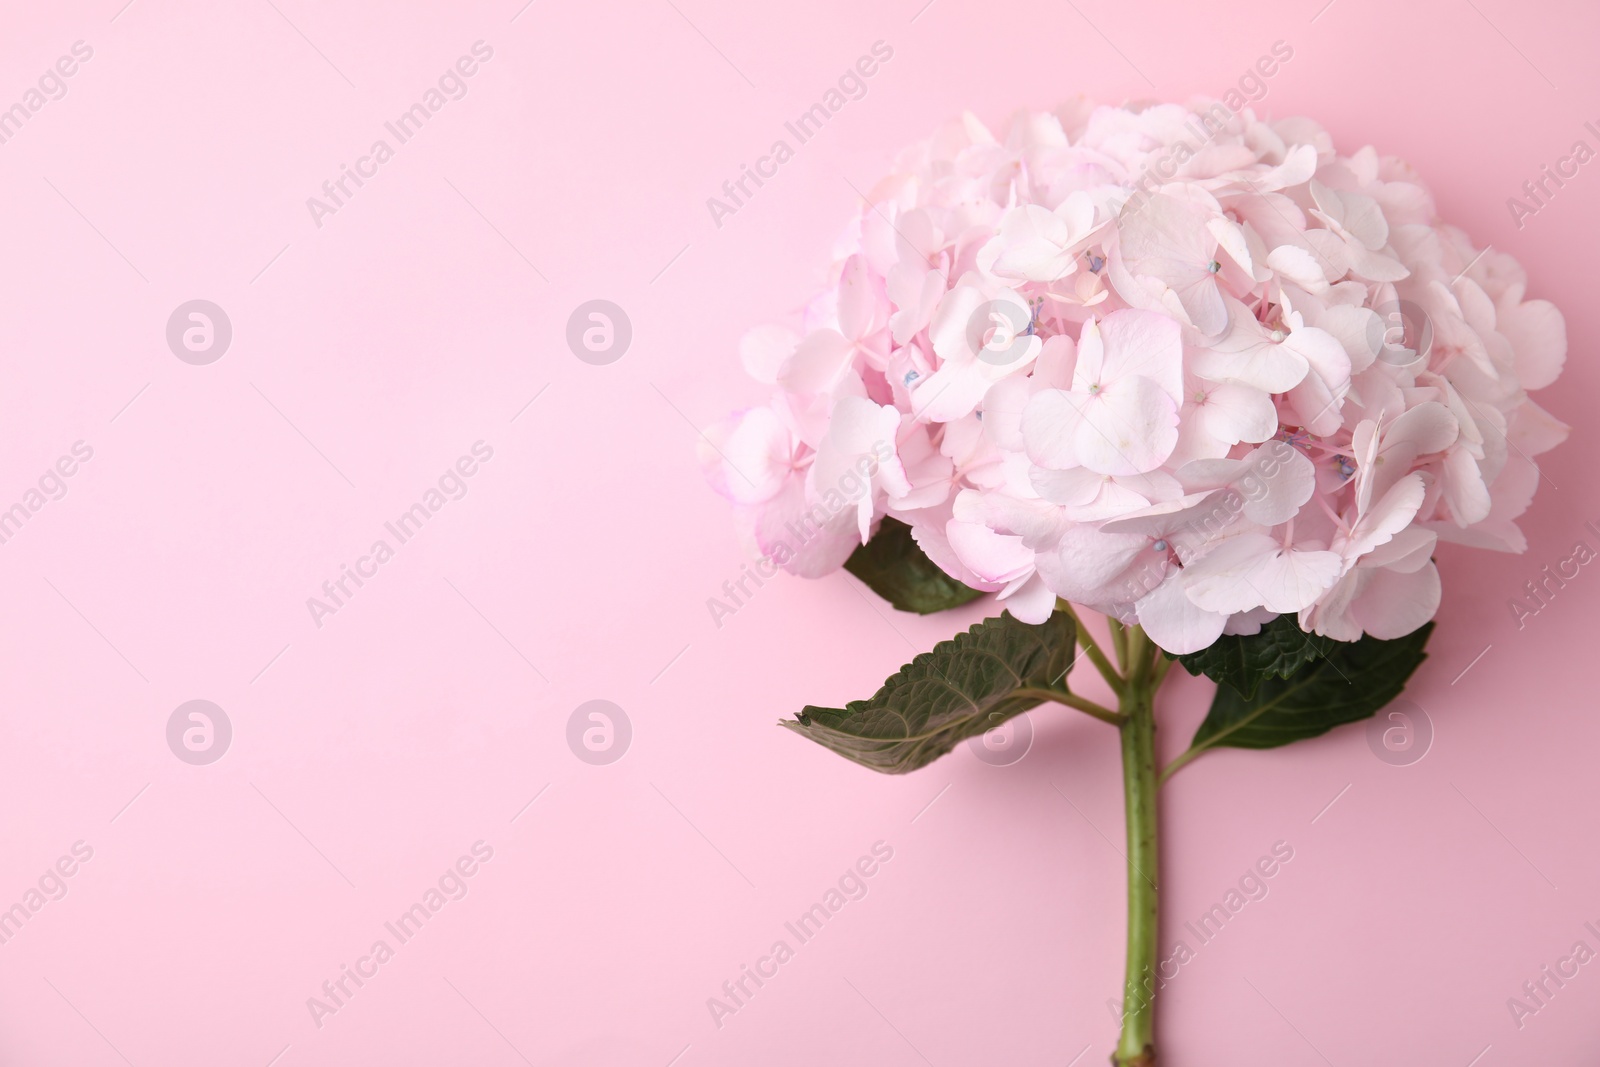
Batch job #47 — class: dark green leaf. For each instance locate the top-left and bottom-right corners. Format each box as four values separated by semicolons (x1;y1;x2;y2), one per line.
781;610;1076;774
1172;615;1338;699
1184;622;1433;756
844;517;984;615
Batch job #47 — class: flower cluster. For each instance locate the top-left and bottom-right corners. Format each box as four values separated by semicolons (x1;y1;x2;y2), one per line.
702;100;1569;653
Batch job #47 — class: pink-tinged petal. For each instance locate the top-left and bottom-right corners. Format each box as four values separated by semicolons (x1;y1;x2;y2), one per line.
1346;244;1410;282
1032;334;1078;389
1071;316;1107;390
1386;401;1459;456
947;520;1034;584
1500;298;1567;391
998;573;1056;624
1283;325;1351;394
1440;447;1491;526
1024;467;1100;508
1222;606;1279;636
1199;381;1279;446
1362;525;1436;572
1350;560;1441;639
1191;302;1311;393
1097;309;1185;404
698;407;795;505
1267;244;1328;292
810;396;906;540
1135;575;1229;655
1180;533;1276;611
928;286;985;363
1313;304;1382;374
779;329;855;394
1098;490;1221;535
910;359;996;423
1022;388;1088;469
779;384;860;452
1072;377;1180;476
1029;465;1106;506
837;254;886;340
1285;369;1345;437
942;414;997;471
978;491;1066;550
903;510;1000;592
1246;547;1344;614
1237;443;1316;526
887;429;954;512
930;283;1035;366
982;375;1031;451
1311;181;1389;249
749;478;860;578
1183;533;1342;614
1423;458;1535;553
1300;229;1352;280
1208;216;1254;275
1036;523;1150;603
1507;399;1569;458
1173;273;1228;340
887;263;947;345
1174;456;1249;493
1343;472;1426;560
1056;472;1178;523
1299;569;1364;641
980;203;1083;282
1350;419;1381;515
739;325;798;384
1244;144;1318;192
1168;412;1233;466
1115;187;1230;338
1189;341;1307;393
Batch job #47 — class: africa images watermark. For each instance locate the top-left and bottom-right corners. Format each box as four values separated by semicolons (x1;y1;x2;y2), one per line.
706;840;895;1029
306;41;495;229
1505;120;1600;230
705;440;893;629
1107;437;1300;619
306;441;494;628
305;840;495;1029
705;40;895;229
1505;920;1600;1030
1123;39;1295;217
1110;840;1295;1022
0;441;95;547
1507;519;1600;630
0;40;94;147
0;841;95;947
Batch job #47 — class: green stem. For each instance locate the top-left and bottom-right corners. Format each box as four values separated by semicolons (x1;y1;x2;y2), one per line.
1114;626;1160;1067
1157;745;1199;787
1149;648;1173;689
1108;616;1129;671
1057;600;1123;694
1015;687;1121;727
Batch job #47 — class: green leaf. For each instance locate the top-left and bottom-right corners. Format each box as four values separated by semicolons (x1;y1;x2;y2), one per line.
1178;623;1434;764
780;610;1076;774
843;517;984;615
1171;615;1338;699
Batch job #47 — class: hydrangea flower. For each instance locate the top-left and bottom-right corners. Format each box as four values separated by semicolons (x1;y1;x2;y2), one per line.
702;100;1568;654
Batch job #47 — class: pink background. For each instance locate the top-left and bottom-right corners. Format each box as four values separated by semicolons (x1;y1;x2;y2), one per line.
0;0;1596;1063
